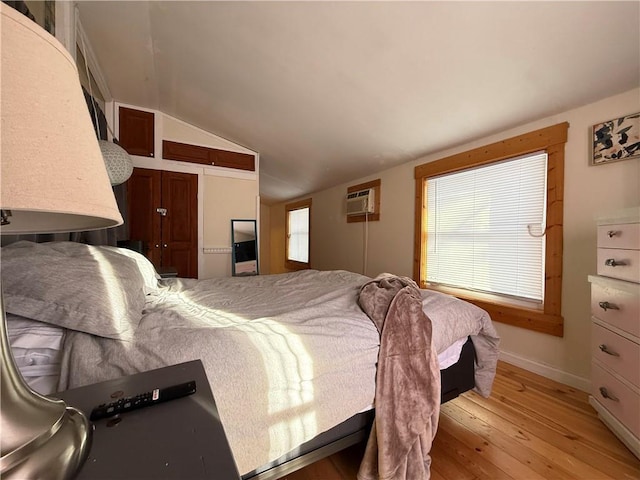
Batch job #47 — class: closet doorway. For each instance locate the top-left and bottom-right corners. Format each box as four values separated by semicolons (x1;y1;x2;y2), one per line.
127;168;198;278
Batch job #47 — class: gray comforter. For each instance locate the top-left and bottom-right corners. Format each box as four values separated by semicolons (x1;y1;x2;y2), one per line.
57;269;499;475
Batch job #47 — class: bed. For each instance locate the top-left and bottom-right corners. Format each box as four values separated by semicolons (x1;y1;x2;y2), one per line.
1;241;500;478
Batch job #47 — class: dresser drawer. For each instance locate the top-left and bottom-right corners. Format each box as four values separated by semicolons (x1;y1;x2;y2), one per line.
598;223;640;250
597;248;640;283
590;278;640;337
592;323;640;388
592;362;640;439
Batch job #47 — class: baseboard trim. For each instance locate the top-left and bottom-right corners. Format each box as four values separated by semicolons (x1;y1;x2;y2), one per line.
499;350;591;393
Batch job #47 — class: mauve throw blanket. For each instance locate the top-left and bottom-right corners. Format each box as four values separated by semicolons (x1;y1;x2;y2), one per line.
357;274;440;480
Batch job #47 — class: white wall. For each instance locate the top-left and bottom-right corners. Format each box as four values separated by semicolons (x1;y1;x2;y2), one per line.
203;176;258;277
163;115;255;155
269;88;640;389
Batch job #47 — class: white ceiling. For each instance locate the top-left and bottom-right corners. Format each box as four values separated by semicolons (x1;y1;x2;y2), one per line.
77;1;640;204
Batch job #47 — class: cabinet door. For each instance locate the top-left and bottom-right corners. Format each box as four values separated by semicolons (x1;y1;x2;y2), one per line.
212;149;255;171
163;140;255;171
127;169;198;278
163;140;210;165
119;107;155;157
161;171;198;278
127;168;162;268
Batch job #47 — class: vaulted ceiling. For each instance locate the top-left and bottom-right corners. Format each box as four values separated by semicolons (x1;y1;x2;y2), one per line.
77;1;640;204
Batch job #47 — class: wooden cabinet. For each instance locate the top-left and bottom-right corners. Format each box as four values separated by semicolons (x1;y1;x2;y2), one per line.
588;207;640;459
127;168;198;278
117;106;256;172
119;107;155;157
163;140;255;172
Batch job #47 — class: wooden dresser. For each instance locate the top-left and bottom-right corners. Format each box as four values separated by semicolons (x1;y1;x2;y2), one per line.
588;207;640;459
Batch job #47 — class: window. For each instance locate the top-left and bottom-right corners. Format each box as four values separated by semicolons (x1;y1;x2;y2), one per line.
414;123;568;336
427;152;547;301
285;198;311;270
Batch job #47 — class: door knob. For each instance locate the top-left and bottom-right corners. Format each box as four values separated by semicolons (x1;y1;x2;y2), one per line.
163;244;168;248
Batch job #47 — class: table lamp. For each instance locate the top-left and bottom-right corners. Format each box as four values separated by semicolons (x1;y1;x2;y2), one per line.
0;4;124;478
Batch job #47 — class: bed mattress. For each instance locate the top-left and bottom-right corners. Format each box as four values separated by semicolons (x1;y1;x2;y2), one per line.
0;242;499;477
56;271;498;474
6;314;466;397
243;336;477;480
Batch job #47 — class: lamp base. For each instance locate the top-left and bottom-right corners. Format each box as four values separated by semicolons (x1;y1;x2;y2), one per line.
1;285;92;479
2;406;92;480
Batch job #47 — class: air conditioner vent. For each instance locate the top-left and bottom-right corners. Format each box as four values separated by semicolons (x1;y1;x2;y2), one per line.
346;188;375;216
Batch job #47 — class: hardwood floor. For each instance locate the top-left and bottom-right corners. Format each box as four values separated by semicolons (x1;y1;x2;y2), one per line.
279;361;640;480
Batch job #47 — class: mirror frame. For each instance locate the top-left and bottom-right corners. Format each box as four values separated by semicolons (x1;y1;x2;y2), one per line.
231;219;258;276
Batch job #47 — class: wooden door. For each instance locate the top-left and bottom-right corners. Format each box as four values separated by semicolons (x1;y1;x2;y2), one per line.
160;171;198;278
127;168;198;278
127;168;161;267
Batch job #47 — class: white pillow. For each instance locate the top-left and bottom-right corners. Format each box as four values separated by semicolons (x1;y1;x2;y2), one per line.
1;241;146;341
98;246;160;294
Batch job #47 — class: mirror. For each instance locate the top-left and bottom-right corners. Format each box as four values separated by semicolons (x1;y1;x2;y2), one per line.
231;219;258;276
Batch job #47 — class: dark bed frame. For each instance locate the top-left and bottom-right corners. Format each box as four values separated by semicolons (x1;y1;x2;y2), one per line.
244;336;477;480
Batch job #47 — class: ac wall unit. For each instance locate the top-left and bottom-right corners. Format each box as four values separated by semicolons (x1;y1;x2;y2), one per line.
346;188;375;216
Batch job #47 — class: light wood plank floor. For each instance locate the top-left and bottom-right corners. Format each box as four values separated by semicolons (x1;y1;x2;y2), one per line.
280;361;640;480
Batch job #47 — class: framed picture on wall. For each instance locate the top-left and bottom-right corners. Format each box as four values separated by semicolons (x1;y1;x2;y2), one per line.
591;112;640;165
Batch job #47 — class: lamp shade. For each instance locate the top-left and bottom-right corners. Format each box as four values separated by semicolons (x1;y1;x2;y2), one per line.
99;140;133;186
1;4;123;234
0;5;115;478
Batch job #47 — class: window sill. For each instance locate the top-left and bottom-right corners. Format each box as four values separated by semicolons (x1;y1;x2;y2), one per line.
423;284;564;337
285;260;310;271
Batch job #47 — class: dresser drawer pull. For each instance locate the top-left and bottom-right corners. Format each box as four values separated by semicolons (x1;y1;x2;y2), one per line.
606;230;621;238
604;258;627;267
598;301;619;311
599;387;619;402
598;344;620;356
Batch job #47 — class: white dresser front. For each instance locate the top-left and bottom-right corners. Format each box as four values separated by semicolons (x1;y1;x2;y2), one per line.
589;207;640;460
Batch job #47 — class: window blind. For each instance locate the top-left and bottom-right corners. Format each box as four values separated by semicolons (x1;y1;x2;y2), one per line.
426;152;547;302
288;207;309;263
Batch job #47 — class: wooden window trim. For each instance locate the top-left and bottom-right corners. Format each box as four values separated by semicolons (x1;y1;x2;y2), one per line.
414;122;568;337
285;198;312;270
